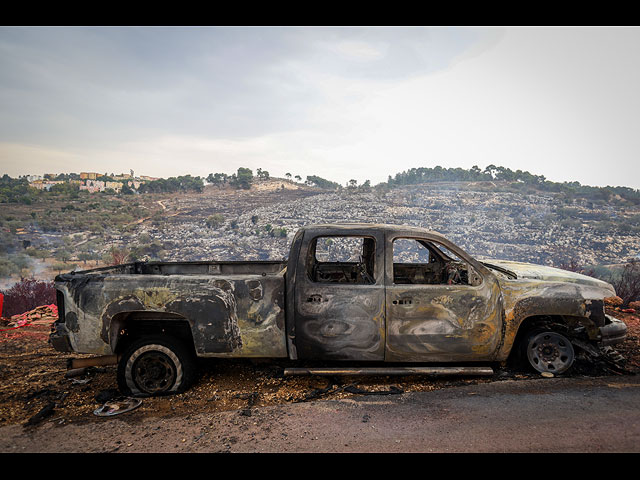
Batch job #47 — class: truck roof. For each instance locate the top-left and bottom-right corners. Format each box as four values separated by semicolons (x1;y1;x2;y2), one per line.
301;223;445;238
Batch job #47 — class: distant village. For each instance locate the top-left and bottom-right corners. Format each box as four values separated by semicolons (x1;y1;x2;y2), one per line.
25;171;160;193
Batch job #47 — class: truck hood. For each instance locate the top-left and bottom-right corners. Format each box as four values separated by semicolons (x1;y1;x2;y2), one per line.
482;259;615;294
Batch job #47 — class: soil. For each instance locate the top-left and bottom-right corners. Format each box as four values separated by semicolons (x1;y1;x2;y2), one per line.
0;307;638;439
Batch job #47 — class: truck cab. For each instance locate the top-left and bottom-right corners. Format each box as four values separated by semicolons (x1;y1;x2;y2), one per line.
288;224;503;363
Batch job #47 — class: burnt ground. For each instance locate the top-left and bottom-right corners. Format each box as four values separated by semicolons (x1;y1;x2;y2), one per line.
0;308;638;433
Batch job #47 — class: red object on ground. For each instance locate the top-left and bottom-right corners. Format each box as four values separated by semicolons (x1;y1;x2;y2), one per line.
0;292;4;318
0;303;58;332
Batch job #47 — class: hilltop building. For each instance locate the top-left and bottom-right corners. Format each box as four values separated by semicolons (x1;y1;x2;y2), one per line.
29;180;64;191
27;171;154;194
79;180;122;193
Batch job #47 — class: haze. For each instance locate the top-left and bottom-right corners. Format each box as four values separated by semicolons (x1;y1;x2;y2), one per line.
1;26;639;189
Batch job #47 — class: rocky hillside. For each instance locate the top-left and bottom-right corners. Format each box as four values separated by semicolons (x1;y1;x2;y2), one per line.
135;179;640;269
2;178;639;289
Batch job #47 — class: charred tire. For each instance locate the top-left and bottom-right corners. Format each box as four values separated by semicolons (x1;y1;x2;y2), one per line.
117;335;197;397
523;329;575;375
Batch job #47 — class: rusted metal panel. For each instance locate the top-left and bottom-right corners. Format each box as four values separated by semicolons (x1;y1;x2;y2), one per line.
385;283;504;361
69;355;119;369
283;366;495;376
55;265;288;358
494;277;616;360
383;228;504;362
285;228;305;360
292;227;387;360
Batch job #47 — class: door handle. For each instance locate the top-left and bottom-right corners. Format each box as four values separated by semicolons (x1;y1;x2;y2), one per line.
307;294;323;303
393;298;413;305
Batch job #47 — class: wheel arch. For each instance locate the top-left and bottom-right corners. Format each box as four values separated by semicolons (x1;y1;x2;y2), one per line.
110;311;196;356
506;314;596;363
117;332;198;396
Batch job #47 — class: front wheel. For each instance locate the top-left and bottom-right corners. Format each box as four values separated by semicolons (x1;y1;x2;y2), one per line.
117;335;197;397
524;329;575;375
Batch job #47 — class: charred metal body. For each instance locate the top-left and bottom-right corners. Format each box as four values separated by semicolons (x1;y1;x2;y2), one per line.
50;224;628;393
283;366;495;376
53;261;287;358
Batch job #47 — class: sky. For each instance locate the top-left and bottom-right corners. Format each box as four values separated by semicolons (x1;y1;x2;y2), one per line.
1;26;639;189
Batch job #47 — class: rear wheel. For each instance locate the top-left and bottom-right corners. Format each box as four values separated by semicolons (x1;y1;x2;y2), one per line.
524;329;575;375
117;335;197;397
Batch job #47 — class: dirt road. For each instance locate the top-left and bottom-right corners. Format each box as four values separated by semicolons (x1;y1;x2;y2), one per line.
1;308;639;452
1;375;639;453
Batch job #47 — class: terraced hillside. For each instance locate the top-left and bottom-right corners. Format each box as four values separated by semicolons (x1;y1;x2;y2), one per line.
138;180;640;269
1;178;639;291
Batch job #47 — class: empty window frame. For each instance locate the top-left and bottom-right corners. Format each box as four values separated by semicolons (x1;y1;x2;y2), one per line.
307;236;376;284
392;237;477;286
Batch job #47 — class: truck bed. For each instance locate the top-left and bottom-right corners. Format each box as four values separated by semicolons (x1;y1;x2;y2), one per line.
53;260;289;359
58;260;287;277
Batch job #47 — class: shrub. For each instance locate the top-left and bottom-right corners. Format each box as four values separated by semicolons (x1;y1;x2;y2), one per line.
103;246;131;266
206;214;224;228
608;260;640;306
568;259;640;307
1;278;56;318
269;227;287;238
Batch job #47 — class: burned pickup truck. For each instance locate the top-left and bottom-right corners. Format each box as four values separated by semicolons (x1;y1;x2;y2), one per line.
50;224;628;396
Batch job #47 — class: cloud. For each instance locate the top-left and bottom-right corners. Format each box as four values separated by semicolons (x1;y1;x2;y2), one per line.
323;39;388;62
1;27;639;189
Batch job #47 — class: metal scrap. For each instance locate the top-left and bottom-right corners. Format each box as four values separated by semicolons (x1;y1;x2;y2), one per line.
572;339;633;375
299;377;404;402
24;402;56;427
94;398;142;417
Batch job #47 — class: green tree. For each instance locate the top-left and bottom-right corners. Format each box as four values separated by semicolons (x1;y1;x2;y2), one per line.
53;262;75;274
77;252;94;265
207;172;228;186
231;167;253;190
138;175;204;194
306;175;342;190
56;248;72;264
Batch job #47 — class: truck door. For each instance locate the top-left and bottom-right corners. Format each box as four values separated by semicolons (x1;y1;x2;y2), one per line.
293;229;386;360
385;234;503;362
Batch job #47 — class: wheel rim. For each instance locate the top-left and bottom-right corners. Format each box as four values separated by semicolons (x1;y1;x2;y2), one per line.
527;331;575;374
132;351;177;394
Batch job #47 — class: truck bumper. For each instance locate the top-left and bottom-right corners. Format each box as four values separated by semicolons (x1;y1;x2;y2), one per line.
599;315;628;346
49;322;74;353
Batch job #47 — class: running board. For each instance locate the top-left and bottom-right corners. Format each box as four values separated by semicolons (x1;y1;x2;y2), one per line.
67;354;120;370
283;366;494;377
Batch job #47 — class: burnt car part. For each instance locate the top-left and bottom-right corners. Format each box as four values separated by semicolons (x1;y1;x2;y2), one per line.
50;223;628;396
116;335;197;397
68;355;119;370
283;366;494;376
524;329;575;375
